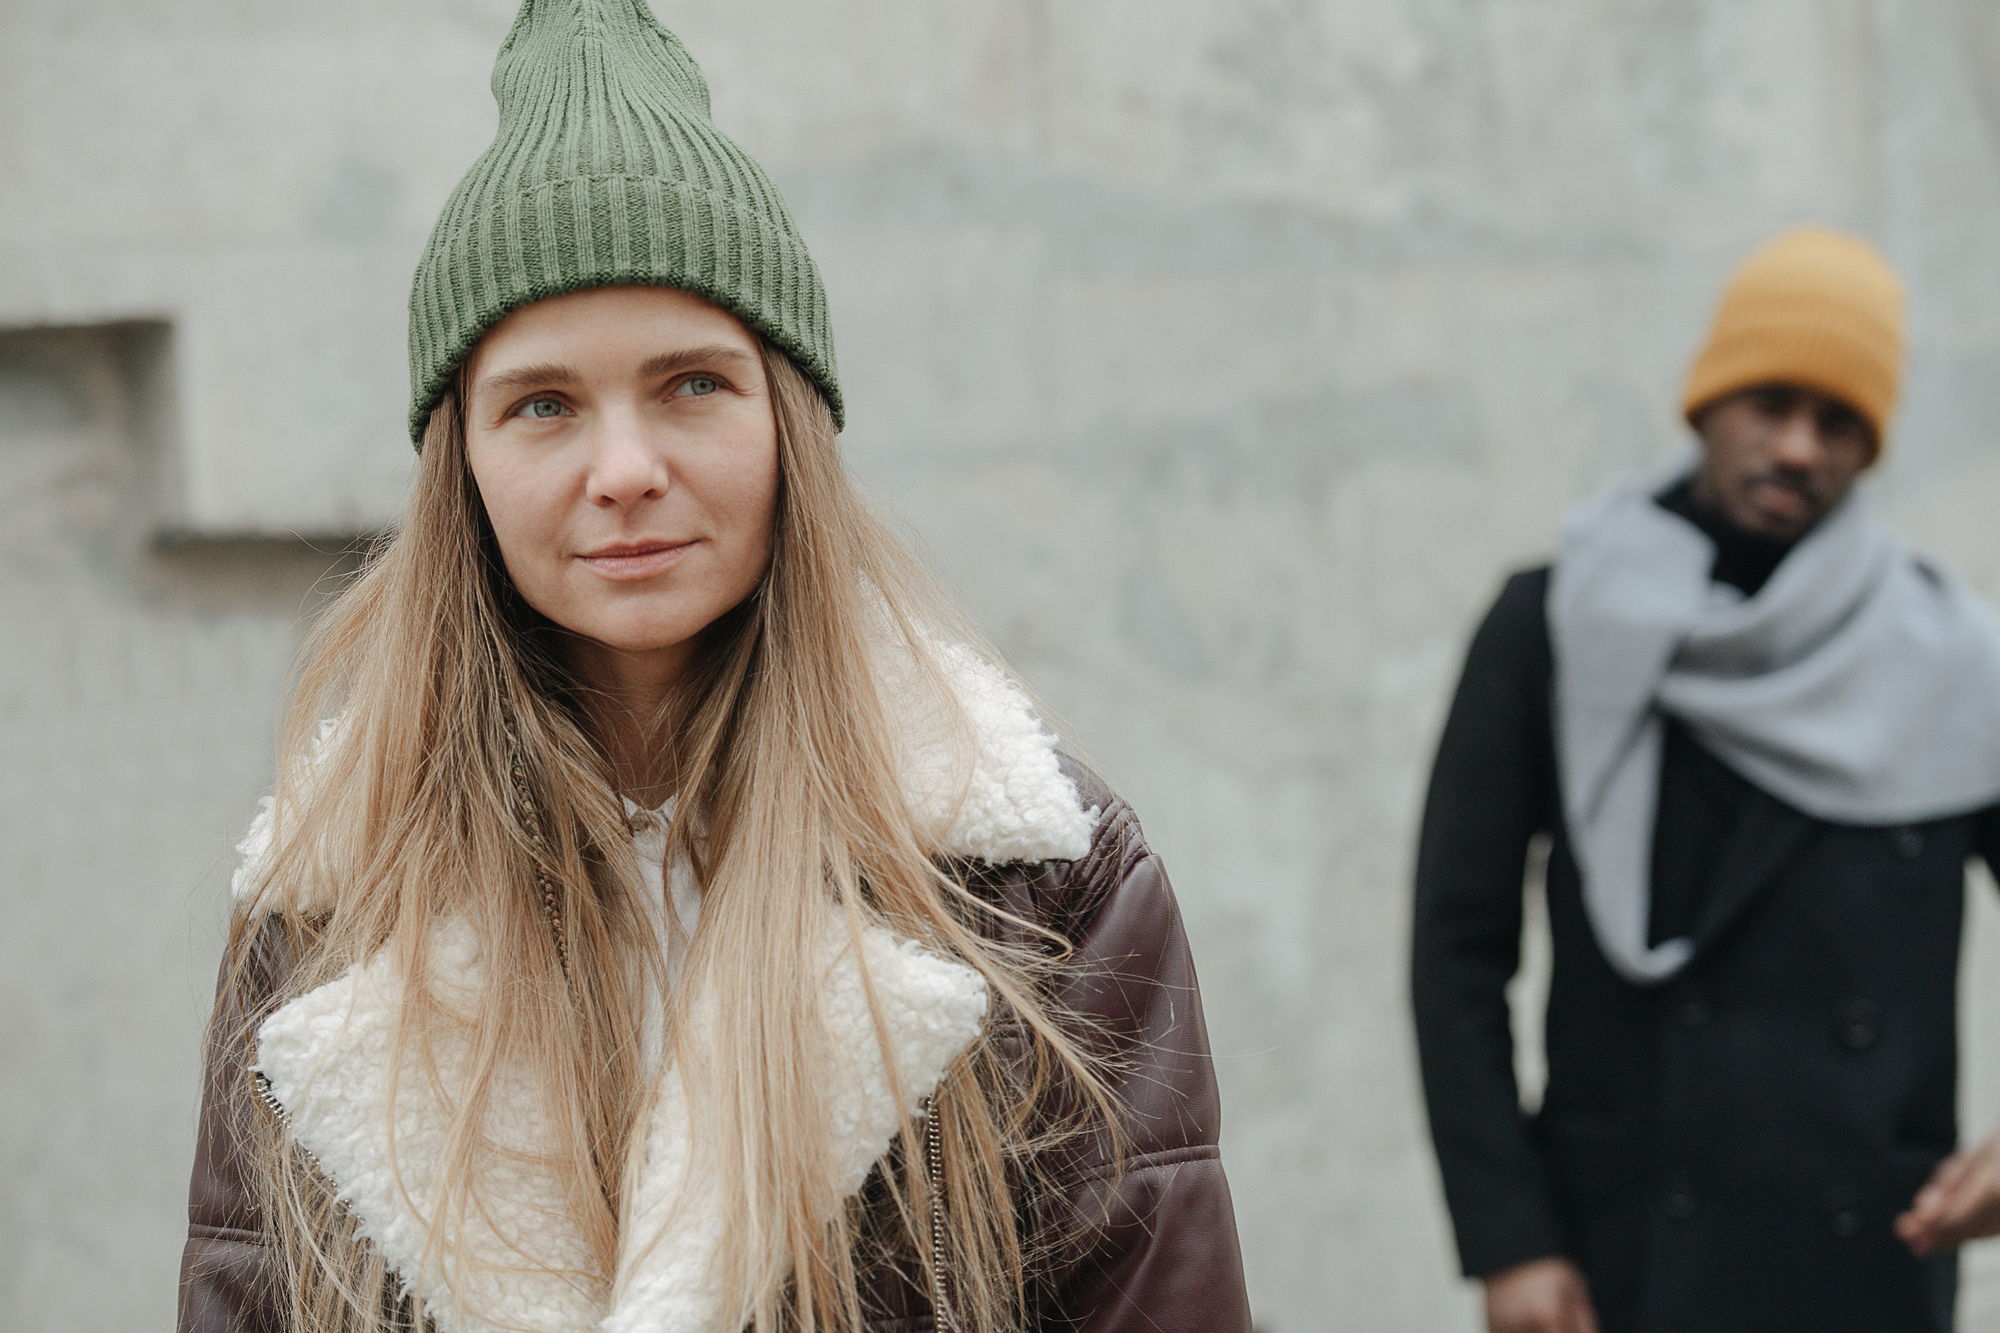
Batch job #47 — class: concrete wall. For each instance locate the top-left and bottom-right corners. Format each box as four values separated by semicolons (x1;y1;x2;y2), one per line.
8;2;2000;1329
0;322;361;1326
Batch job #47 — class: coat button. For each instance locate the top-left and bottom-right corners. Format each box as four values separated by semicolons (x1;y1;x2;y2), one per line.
1675;989;1710;1029
1826;1187;1862;1238
1662;1176;1698;1220
1837;999;1881;1052
1894;827;1925;859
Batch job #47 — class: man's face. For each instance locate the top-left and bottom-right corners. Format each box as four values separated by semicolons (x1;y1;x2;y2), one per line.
1690;383;1876;543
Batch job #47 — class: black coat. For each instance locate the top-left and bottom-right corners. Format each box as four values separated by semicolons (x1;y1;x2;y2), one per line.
1411;566;2000;1333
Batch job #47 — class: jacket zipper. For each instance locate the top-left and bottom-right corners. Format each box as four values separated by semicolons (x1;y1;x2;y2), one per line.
254;1070;328;1175
924;1096;949;1333
254;1070;289;1123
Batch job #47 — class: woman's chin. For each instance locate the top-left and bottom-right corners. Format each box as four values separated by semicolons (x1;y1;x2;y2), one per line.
559;623;705;671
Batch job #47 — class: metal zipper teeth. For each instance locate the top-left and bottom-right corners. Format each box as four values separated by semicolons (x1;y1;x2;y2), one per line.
254;1070;327;1174
253;1070;290;1123
925;1096;949;1333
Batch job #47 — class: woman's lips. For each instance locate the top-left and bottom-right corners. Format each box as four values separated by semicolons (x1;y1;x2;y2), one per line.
576;540;694;581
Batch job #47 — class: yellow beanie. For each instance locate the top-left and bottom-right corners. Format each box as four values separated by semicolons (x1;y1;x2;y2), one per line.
1682;226;1905;450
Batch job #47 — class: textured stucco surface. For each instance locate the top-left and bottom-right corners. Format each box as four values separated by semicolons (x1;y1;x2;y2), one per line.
8;2;2000;1330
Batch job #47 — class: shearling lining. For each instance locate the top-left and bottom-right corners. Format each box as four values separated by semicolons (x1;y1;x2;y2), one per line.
241;643;1084;1332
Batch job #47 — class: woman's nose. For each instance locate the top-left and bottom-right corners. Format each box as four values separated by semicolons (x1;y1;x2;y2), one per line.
586;412;670;507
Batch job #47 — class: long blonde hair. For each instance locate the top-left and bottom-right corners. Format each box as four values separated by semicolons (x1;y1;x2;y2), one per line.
215;342;1120;1332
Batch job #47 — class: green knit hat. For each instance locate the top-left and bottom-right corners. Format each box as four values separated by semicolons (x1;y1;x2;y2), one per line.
406;0;841;445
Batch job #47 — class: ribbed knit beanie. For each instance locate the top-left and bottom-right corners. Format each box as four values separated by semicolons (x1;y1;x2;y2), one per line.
406;0;840;445
1682;227;1903;452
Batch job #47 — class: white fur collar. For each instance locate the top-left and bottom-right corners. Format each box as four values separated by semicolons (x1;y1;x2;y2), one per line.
886;639;1095;866
239;644;1093;1332
256;917;988;1333
233;642;1094;907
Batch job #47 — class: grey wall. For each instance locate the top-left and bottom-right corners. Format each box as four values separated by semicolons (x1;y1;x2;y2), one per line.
0;322;358;1325
10;2;2000;1330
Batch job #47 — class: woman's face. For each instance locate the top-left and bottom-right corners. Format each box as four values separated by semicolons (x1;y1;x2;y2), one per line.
464;285;780;690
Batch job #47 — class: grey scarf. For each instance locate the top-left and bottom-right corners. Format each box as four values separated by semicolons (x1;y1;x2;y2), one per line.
1549;461;2000;983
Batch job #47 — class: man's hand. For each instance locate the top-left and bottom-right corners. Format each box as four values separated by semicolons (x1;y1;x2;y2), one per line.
1483;1256;1600;1333
1897;1127;2000;1255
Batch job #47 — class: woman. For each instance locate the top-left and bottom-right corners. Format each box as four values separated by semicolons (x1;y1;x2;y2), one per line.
178;4;1249;1332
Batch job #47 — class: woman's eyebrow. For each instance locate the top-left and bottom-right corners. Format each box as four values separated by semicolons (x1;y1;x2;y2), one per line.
639;346;757;378
474;362;579;399
474;346;755;402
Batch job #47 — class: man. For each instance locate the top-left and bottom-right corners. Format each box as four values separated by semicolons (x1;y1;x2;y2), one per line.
1411;227;2000;1333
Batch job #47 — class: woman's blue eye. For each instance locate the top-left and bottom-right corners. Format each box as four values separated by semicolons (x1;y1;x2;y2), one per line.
521;397;566;419
678;375;719;397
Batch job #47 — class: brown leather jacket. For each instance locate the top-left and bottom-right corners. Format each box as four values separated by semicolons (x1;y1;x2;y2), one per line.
179;762;1253;1333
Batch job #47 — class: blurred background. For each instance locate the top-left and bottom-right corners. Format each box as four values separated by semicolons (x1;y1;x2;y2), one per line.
9;1;2000;1329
